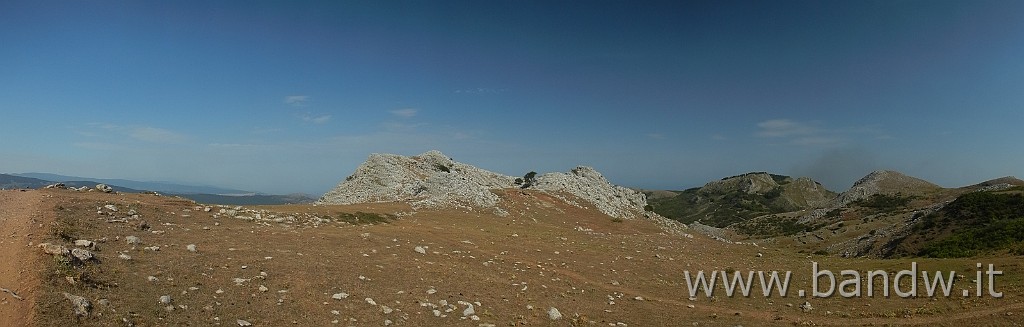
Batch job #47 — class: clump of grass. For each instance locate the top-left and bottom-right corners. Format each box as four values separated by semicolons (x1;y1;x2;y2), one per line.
434;163;452;173
50;206;81;241
335;211;396;225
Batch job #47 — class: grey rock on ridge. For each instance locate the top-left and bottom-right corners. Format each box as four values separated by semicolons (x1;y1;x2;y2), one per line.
317;150;512;209
317;150;653;219
533;166;649;219
799;169;941;223
828;170;941;208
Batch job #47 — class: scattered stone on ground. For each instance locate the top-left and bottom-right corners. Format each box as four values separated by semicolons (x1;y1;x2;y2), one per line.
548;307;562;320
63;292;91;317
70;248;94;262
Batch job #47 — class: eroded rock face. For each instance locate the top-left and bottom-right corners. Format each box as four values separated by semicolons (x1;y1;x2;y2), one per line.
317;151;512;209
533;166;648;220
317;151;652;220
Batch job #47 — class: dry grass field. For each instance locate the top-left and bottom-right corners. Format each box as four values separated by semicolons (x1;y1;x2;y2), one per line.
2;188;1022;326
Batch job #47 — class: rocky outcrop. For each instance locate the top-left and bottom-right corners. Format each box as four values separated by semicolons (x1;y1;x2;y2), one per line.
533;166;648;220
962;176;1024;192
317;150;513;209
829;170;941;208
317;151;653;219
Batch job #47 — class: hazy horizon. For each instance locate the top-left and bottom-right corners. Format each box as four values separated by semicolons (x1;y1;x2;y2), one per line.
3;1;1022;195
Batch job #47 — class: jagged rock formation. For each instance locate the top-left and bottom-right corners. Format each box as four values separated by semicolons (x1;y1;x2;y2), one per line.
317;151;652;219
317;150;512;210
828;170;941;208
533;166;649;220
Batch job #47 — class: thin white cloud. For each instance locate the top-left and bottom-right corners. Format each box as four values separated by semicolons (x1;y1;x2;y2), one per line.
302;114;332;124
792;136;841;146
382;121;428;132
754;119;891;147
390;108;419;119
756;119;817;138
129;126;187;143
454;88;506;95
87;123;187;143
284;95;309;106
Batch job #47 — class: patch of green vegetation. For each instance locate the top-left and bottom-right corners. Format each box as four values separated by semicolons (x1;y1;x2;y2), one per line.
718;172;791;185
520;171;538;189
825;208;843;219
433;163;451;173
334;211;396;225
647;187;796;228
734;215;822;236
854;193;912;213
917;192;1024;258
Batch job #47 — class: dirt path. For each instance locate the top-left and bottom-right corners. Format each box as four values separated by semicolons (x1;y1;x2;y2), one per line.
0;190;48;327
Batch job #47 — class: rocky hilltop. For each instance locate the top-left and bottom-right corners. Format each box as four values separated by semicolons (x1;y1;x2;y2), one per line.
828;170;942;207
317;150;652;220
701;172;834;208
646;172;835;228
532;166;649;220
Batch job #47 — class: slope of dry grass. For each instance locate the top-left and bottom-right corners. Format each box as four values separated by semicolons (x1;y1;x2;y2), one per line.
6;189;1023;326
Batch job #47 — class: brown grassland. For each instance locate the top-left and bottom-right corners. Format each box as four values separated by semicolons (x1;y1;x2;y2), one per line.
1;189;1022;326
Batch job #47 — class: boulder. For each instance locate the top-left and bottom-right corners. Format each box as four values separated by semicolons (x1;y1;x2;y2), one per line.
125;236;141;245
74;239;96;249
96;184;114;193
548;307;562;320
70;248;94;262
39;243;69;256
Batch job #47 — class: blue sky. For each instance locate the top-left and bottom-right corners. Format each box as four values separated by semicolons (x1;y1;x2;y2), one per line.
2;0;1023;195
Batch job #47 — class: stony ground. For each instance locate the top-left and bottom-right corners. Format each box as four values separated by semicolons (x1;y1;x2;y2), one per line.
2;189;1023;326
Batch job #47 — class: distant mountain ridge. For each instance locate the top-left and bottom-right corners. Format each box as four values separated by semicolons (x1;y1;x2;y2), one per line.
648;169;1024;258
0;174;52;189
12;173;252;195
645;172;836;230
2;173;315;205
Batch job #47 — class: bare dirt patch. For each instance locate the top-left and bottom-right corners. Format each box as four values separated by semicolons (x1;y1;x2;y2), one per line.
1;190;53;327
